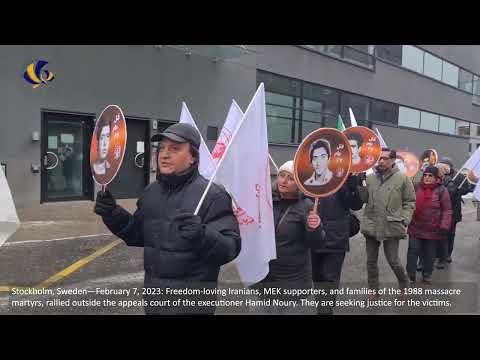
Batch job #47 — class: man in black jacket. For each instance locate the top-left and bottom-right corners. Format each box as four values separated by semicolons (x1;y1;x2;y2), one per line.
94;123;241;315
310;174;364;315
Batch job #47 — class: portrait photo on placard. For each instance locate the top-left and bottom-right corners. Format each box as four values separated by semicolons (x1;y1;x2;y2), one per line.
397;150;420;178
294;128;351;198
343;126;381;173
90;105;127;186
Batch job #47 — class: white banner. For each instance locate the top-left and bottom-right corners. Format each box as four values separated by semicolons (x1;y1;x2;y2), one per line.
179;102;216;180
349;107;358;127
375;127;388;148
212;100;243;165
0;166;20;247
463;146;480;173
215;85;276;285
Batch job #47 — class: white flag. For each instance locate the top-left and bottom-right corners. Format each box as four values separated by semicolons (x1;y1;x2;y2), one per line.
179;102;216;179
349;107;358;127
463;146;480;173
473;183;480;201
462;147;480;201
211;100;244;165
0;166;20;247
215;84;276;285
375;127;388;148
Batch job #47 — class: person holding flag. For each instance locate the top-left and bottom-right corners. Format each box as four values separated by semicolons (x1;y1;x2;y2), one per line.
435;157;474;267
93;123;241;315
252;160;325;314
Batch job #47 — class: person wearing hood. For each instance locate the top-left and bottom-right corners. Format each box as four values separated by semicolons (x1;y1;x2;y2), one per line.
434;157;474;267
93;123;241;315
253;160;325;314
406;166;452;285
358;148;416;298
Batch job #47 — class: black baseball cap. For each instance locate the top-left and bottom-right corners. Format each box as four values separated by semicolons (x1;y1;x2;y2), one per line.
151;123;200;150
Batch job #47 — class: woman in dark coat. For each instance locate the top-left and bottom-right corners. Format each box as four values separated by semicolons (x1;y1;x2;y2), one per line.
406;166;452;284
253;160;325;314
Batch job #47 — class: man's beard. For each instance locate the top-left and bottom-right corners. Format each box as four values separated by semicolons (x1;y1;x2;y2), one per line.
375;165;386;174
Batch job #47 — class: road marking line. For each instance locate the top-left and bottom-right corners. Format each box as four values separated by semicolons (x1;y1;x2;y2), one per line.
35;239;123;289
3;233;113;246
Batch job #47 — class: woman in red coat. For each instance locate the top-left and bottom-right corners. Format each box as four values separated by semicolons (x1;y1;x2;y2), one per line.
406;166;452;285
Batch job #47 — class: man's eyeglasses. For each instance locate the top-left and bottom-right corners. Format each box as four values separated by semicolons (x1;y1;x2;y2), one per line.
378;156;391;161
423;173;435;178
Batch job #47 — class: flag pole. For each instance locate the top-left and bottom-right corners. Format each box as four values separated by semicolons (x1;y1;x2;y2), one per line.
452;156;480;186
194;84;265;215
268;153;279;173
451;149;480;182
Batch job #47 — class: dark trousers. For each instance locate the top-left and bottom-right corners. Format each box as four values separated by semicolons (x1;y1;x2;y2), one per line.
311;252;346;315
407;236;436;278
365;236;408;291
436;222;457;261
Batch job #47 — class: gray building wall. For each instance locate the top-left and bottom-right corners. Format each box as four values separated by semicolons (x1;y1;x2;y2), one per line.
1;45;478;209
376;125;470;168
0;45;256;208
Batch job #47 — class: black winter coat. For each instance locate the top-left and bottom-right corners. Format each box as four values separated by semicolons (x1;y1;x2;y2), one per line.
314;177;364;253
267;185;326;283
443;170;474;224
102;166;241;314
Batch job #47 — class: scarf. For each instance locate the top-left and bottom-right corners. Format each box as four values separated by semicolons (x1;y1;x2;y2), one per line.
413;182;438;220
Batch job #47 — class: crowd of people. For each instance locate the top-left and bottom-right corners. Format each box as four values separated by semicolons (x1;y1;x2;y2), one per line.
93;123;476;315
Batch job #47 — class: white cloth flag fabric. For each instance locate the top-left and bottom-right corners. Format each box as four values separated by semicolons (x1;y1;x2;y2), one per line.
214;84;276;285
211;100;244;165
461;147;480;201
375;127;388;148
349;107;358;127
0;166;20;247
462;146;480;173
179;102;216;180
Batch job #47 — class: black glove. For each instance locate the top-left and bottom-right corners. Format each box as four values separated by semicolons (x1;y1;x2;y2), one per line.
173;212;205;244
94;190;117;217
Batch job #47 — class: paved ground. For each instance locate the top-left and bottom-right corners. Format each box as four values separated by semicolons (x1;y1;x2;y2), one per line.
0;199;478;315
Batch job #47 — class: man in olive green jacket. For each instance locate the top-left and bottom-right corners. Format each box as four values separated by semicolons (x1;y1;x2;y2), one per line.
359;148;416;296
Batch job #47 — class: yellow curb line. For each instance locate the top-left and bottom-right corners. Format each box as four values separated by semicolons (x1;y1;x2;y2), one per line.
0;239;122;293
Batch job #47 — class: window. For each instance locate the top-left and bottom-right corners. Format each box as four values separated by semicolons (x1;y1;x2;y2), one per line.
376;45;402;65
259;71;301;144
459;69;473;93
370;99;398;125
207;126;218;141
303;83;339;115
340;93;370;127
302;82;340;140
442;61;459;87
439;116;456;135
324;45;342;57
477;125;480;136
477;143;480;149
423;52;442;81
420;112;439;132
265;99;300;144
473;75;480;104
398;106;420;128
402;45;424;73
258;71;301;99
344;45;375;67
456;120;470;136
